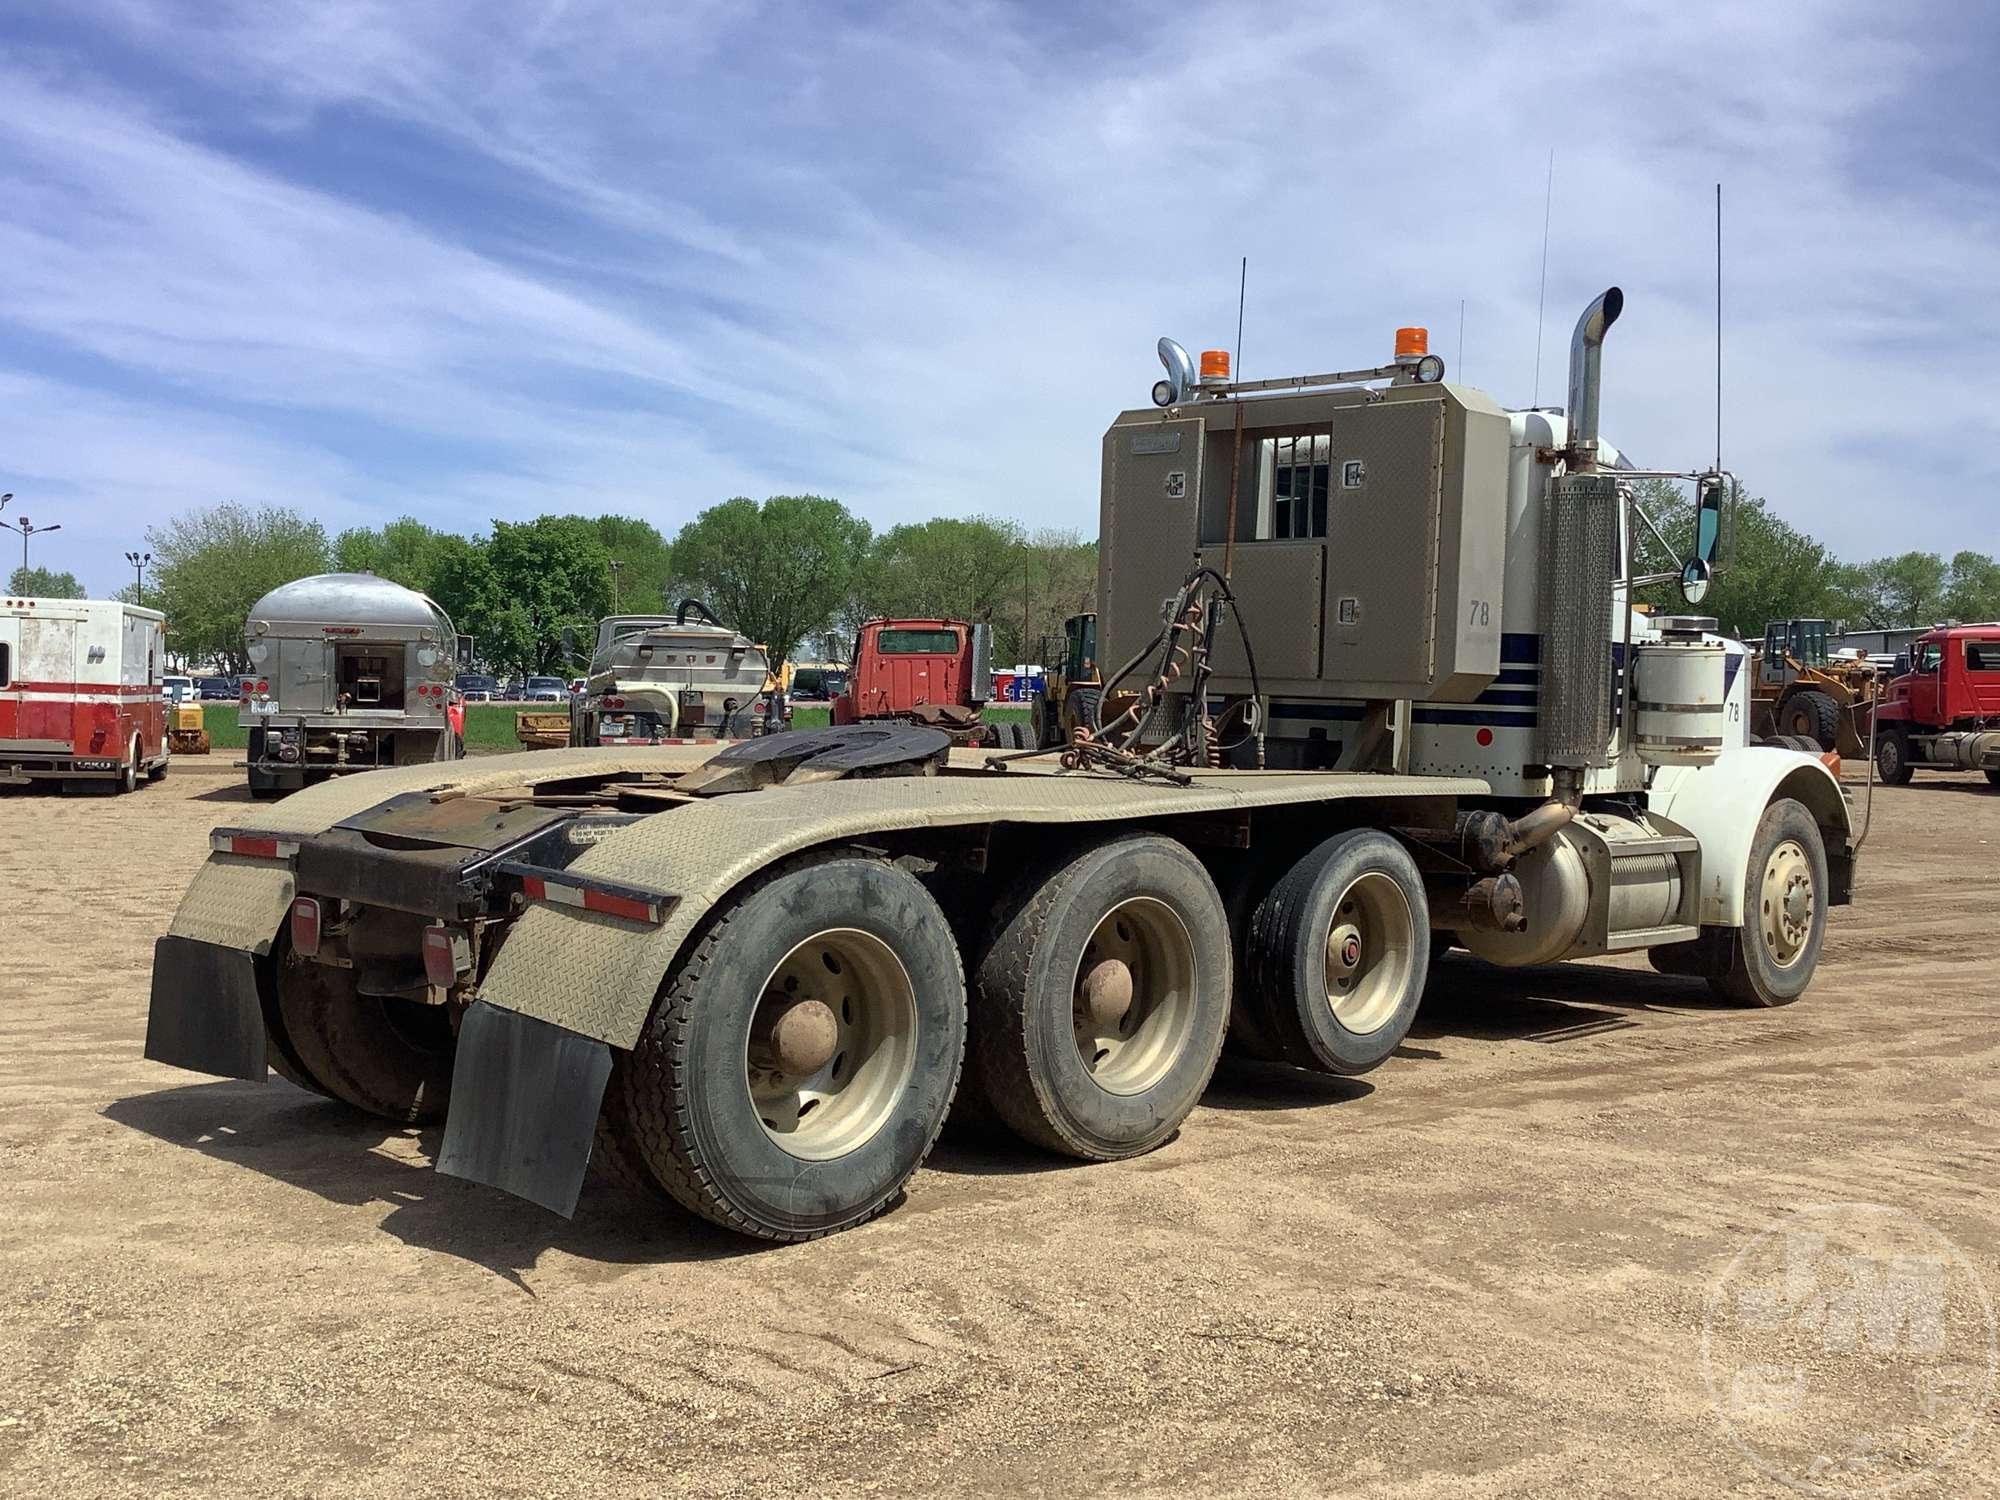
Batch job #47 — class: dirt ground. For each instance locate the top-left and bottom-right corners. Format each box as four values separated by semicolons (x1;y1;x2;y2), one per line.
1;760;1995;1498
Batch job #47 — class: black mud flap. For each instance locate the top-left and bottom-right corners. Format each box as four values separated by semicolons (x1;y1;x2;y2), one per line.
436;1001;613;1219
143;936;270;1081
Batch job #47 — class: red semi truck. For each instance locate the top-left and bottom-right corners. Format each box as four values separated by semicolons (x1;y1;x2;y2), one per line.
1874;623;2000;787
829;617;1030;748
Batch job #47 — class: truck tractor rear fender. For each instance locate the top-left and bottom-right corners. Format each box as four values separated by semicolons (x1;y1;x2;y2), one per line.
1646;748;1853;927
146;746;720;1079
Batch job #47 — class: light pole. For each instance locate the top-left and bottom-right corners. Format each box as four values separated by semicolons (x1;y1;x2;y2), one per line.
0;514;61;579
126;550;152;602
607;559;624;612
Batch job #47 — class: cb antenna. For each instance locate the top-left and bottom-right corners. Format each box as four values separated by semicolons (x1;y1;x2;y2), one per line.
1532;148;1553;405
1714;182;1723;472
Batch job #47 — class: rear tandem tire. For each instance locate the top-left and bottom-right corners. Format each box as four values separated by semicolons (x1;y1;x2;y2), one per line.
273;948;456;1123
1245;829;1430;1075
620;851;967;1241
967;833;1231;1160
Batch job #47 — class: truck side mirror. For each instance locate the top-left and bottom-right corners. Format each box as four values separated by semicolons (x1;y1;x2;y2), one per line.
1680;473;1727;605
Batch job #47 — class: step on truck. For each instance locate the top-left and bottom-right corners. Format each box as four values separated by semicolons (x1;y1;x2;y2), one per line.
143;288;1858;1242
1;594;169;790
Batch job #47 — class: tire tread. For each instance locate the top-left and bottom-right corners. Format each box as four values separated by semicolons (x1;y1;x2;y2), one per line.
620;849;963;1242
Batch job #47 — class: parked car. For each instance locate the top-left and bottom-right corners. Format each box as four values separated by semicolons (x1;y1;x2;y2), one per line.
524;675;566;703
454;673;498;702
162;675;196;704
197;676;239;701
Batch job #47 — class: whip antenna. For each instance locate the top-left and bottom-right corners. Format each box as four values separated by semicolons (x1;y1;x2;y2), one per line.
1532;148;1553;404
1714;182;1723;472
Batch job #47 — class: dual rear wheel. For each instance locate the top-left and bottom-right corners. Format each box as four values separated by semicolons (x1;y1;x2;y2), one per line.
601;828;1437;1240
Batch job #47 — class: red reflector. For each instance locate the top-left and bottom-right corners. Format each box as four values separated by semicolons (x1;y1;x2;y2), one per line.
422;926;459;988
231;836;280;859
583;887;656;923
290;897;322;957
1475;727;1494;747
521;875;548;902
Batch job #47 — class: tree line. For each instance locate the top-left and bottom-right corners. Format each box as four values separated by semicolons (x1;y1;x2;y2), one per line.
71;483;2000;676
1627;479;2000;641
122;500;1096;676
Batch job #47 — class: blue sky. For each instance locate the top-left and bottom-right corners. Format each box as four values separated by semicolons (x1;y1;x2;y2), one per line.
4;0;1995;595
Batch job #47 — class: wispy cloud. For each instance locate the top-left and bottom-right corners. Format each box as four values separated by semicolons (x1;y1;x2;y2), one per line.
4;0;1994;593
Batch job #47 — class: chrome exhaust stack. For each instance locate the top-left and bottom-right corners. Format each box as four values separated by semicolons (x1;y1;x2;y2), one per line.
1566;286;1624;470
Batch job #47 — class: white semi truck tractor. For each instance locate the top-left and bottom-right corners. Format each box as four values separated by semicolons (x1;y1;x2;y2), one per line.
143;288;1855;1242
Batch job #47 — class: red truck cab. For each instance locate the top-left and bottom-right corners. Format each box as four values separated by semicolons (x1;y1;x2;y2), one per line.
1874;624;2000;786
831;619;988;723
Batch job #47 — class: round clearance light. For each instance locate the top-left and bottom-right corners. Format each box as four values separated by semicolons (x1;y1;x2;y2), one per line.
1415;353;1445;383
1152;379;1175;407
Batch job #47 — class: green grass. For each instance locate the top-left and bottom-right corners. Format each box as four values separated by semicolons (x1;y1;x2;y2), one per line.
199;704;247;749
205;699;1033;756
466;703;532;749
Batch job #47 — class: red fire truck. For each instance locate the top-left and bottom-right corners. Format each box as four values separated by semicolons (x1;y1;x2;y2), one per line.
0;594;169;791
1874;623;2000;787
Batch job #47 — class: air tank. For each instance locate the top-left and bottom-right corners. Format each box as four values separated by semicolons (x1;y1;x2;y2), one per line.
1632;617;1725;767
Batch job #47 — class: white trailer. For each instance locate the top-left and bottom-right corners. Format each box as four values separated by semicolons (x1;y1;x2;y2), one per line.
143;287;1857;1244
0;594;168;791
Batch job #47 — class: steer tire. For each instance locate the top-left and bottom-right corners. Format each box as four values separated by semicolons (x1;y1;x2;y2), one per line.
967;834;1231;1161
1708;798;1828;1008
273;948;456;1124
1245;829;1430;1075
620;851;967;1241
1875;727;1913;785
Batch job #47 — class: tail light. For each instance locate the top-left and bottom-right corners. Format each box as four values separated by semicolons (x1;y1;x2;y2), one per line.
422;924;470;989
605;695;625;709
255;679;269;695
290;897;322;957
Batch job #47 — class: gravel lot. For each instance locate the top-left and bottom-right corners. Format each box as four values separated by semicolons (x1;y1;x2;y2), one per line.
2;760;1994;1497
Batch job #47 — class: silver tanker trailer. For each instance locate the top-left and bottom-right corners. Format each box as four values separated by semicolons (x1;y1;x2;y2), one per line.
240;572;463;798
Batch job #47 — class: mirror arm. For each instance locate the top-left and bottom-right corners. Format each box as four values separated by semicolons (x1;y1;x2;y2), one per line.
1629;500;1679;570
